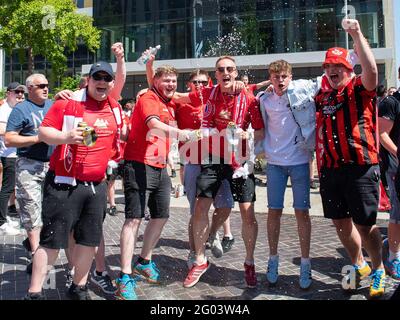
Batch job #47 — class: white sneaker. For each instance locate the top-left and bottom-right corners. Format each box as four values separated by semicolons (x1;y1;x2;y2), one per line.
6;217;20;228
0;223;20;235
209;233;223;258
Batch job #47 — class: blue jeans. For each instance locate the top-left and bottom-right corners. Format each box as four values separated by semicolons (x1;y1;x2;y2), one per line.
266;163;310;210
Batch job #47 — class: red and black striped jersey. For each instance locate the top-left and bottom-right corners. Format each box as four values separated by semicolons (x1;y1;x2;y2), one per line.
315;75;378;169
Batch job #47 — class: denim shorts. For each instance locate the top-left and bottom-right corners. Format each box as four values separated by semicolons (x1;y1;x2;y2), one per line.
184;164;233;215
266;163;310;210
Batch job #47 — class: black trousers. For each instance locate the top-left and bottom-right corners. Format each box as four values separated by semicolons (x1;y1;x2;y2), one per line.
0;157;16;225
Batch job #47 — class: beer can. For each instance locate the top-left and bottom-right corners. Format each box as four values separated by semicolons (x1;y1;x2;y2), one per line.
78;122;98;147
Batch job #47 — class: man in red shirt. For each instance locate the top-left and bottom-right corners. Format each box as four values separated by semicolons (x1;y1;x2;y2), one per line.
174;56;264;288
116;65;195;300
25;61;125;300
315;19;385;299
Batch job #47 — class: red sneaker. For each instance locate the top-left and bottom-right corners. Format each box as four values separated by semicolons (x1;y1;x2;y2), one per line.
183;260;210;288
244;263;257;288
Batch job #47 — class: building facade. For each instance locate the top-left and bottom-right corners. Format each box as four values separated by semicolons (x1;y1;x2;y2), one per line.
82;0;398;99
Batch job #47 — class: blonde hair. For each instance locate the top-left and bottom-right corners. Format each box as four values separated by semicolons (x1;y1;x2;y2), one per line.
268;60;292;75
154;65;178;79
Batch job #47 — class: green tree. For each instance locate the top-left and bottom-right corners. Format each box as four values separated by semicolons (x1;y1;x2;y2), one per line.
0;0;100;82
53;74;81;94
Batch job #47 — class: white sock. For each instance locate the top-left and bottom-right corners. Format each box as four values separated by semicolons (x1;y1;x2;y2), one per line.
224;234;233;240
269;255;279;262
389;250;400;262
245;259;254;266
356;260;368;268
301;257;311;266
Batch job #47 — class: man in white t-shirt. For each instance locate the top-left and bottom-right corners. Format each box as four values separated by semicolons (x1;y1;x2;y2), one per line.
0;82;26;235
258;60;319;290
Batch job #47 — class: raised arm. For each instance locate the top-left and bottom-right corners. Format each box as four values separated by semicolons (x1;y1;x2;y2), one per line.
344;19;377;91
145;52;156;88
110;42;126;101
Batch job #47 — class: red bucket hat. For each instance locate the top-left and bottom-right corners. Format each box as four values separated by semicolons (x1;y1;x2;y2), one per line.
323;47;353;71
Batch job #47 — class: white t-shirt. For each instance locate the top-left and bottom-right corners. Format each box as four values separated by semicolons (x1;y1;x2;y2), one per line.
0;101;17;158
262;92;310;166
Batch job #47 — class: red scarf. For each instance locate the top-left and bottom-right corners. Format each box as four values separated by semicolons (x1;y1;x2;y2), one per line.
205;85;249;169
54;89;123;185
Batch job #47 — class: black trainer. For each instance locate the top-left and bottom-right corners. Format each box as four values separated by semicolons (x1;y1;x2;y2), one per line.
221;237;235;253
24;292;45;300
26;261;33;274
8;204;18;216
22;237;32;252
108;206;117;216
67;283;91;300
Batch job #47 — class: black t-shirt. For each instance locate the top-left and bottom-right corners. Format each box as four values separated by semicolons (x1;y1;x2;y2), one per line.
378;91;400;171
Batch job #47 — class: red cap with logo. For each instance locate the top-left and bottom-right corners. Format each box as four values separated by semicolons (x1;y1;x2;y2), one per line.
323;47;353;71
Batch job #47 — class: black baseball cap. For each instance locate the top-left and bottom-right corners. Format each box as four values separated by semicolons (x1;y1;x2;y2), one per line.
7;82;27;92
89;61;114;78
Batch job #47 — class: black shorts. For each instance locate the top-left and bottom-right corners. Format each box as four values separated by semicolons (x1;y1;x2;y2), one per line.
319;164;380;226
196;164;256;203
123;161;171;219
40;171;107;249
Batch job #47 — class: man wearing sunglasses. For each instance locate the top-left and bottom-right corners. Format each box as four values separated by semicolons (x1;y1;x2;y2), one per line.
0;82;27;236
173;56;264;289
145;53;236;265
5;74;54;276
24;61;125;300
52;43;126;296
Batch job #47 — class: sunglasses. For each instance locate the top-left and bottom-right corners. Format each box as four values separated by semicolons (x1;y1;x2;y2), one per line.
92;73;114;82
191;80;208;85
216;66;236;73
33;84;49;89
12;90;25;94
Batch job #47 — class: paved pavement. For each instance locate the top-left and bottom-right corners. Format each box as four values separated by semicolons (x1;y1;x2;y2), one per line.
0;171;398;300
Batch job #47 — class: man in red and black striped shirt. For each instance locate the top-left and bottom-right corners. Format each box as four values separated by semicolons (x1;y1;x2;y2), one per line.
315;19;385;299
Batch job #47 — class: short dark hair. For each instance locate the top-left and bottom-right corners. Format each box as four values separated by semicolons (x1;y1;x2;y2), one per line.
188;69;209;82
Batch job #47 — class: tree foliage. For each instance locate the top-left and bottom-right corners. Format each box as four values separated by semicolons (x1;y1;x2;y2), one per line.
53;75;81;94
0;0;100;80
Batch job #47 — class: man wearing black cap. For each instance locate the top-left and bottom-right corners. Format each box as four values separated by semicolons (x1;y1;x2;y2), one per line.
24;61;125;300
0;82;26;235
